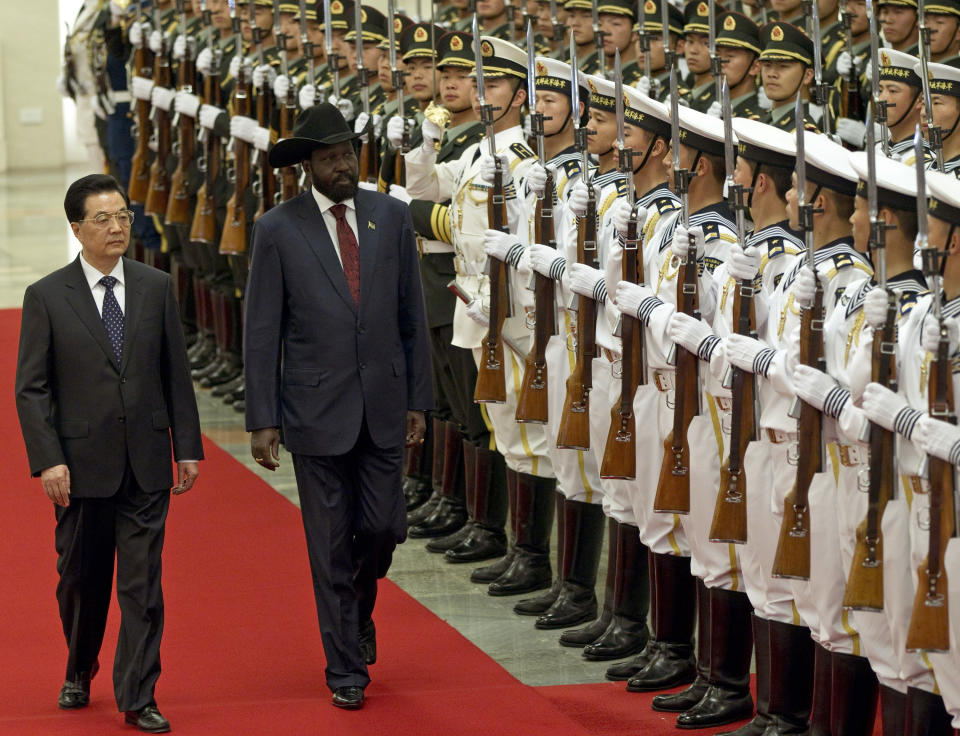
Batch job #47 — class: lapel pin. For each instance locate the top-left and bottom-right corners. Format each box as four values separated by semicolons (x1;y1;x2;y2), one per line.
368;221;376;231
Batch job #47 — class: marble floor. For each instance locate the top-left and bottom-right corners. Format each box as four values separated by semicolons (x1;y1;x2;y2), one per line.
1;166;614;688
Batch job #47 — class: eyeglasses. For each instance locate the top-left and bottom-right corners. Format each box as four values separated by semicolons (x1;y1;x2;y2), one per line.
76;209;135;228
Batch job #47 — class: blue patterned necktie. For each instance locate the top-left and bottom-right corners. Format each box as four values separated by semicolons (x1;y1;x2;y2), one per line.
99;275;124;362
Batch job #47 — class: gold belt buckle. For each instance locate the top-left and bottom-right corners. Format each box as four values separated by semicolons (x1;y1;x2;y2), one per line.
654;371;673;392
715;397;732;413
766;428;786;444
416;235;426;256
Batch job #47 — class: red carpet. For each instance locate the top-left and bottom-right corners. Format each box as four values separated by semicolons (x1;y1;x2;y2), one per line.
0;305;851;735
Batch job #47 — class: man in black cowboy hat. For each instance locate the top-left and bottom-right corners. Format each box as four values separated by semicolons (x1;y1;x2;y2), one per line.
243;102;434;710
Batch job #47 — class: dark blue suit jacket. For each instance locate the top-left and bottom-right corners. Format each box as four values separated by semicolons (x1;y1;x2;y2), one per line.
243;188;434;455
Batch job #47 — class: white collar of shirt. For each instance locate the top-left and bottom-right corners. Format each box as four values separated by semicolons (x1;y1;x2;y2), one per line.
311;187;356;217
80;253;125;315
311;187;359;267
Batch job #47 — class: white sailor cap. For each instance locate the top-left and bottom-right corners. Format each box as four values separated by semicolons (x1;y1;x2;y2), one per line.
849;152;918;212
584;73;617;111
802;131;858;196
927;168;960;225
622;86;671;138
914;61;960;98
470;36;527;79
672;104;726;156
877;48;922;87
732;117;795;170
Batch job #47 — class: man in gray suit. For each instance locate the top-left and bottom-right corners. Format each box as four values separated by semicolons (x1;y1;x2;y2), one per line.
244;103;433;710
15;174;203;734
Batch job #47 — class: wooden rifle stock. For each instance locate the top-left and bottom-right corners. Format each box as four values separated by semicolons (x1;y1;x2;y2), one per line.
556;191;598;450
278;93;299;201
165;50;197;226
189;71;221;244
254;78;277;218
474;164;510;404
906;335;955;651
516;168;556;424
219;66;250;256
145;37;172;218
358;123;378;185
771;283;824;579
710;282;757;543
129;43;154;204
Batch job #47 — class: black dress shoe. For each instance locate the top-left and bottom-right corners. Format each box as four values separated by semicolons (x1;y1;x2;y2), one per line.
359;618;377;665
652;675;710;712
513;579;561;616
487;550;552;596
444;527;507;567
605;640;660;681
124;705;171;733
332;686;365;709
408;498;467;538
674;685;753;729
582;619;649;661
58;676;91;709
558;608;613;648
534;583;597;630
425;521;474;553
625;642;696;692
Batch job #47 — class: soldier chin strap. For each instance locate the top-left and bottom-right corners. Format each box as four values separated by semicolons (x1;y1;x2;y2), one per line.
885;89;922;131
633;134;661;174
492;81;524;127
545;108;572;138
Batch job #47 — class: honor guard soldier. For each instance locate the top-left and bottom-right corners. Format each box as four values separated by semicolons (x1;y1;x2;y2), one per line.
681;0;718;113
633;0;684;102
923;61;960;175
343;5;389;120
60;0;108;172
318;0;358;120
818;0;851;84
832;1;872;149
878;0;920;54
758;21;820;132
477;0;517;39
561;0;602;73
373;14;416;123
715;13;763;119
597;0;641;84
876;49;931;163
926;0;960;65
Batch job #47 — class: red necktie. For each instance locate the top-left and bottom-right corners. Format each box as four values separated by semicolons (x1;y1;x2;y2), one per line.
330;203;360;306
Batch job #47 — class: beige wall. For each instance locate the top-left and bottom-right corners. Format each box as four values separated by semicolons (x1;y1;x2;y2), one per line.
0;0;66;171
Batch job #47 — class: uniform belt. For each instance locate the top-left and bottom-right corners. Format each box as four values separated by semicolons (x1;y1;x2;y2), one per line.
602;348;617;363
653;370;675;392
714;396;732;412
836;443;867;467
906;475;930;496
766;428;796;444
111;91;132;103
417;236;455;255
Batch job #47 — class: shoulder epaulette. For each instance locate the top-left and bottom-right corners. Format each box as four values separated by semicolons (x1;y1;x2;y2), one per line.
510;141;535;160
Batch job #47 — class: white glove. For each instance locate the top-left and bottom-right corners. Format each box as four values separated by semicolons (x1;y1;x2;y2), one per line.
389;184;412;205
328;95;354;122
916;415;960;465
567;181;600;218
610;200;648;238
230;114;258;143
863;60;872;84
148;30;164;54
421;117;443;145
483;229;525;266
528;243;566;279
792;266;816;308
199;104;225;130
569;263;608;302
862;287;891;329
273;74;292;101
671;223;705;262
252;126;271;152
757;86;773;110
128;20;149;48
727;243;761;282
354;111;370;134
229;53;242;81
466;299;490;327
172;34;191;61
175;90;201;117
793;364;849;418
614;281;658;320
387;116;410;148
922;316;960;354
253;64;277;90
705;100;722;118
836;118;867;148
151;86;174;112
522;112;532;140
358;181;378;191
197;47;214;76
526;162;548;197
837;51;853;78
725;333;776;375
669;311;720;361
131;75;154;101
862;382;924;438
635;76;651;96
299;83;317;109
91;92;108;120
479;153;512;187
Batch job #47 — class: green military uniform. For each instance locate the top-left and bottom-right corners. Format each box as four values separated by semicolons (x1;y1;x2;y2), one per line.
716;12;762;118
681;0;717;112
758;21;819;131
634;0;684;102
342;4;389;116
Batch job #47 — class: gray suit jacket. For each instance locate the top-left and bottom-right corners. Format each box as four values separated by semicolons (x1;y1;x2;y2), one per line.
243;188;434;455
15;257;203;497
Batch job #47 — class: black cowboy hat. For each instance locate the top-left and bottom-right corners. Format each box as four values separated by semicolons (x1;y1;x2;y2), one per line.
268;103;361;168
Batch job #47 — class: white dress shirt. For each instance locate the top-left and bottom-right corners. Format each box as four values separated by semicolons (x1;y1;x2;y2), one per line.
79;252;125;316
310;187;359;267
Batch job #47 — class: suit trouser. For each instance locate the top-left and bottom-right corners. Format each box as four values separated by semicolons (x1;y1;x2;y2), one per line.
430;321;488;444
54;464;170;712
292;419;406;691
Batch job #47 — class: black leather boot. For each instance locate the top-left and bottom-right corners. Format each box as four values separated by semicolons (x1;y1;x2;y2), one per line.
652;577;710;711
560;516;617;647
514;491;566;616
829;651;878;736
535;500;605;629
808;643;832;736
626;553;696;692
675;588;754;729
446;445;507;568
409;422;467;538
764;620;814;734
606;547;660;681
717;613;771;736
403;421;433;512
427;430;475;553
468;467;517;578
582;522;650;660
430;416;444;496
879;684;907;736
212;371;244;397
488;473;555;596
905;686;954;736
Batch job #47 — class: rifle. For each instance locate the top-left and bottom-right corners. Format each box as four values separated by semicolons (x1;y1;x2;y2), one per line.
388;0;408;185
837;0;864;121
473;15;511;404
129;0;154;204
556;32;598;449
707;0;722;111
252;0;277;217
919;0;945;172
145;6;172;218
189;0;222;244
771;96;823;579
165;0;198;226
653;30;696;514
601;49;645;479
277;0;299;201
844;105;896;609
637;0;653;98
323;0;341;98
866;0;890;156
550;0;565;44
219;7;250;256
356;0;378;184
516;22;556;425
710;77;753;543
805;0;832;137
906;125;955;651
